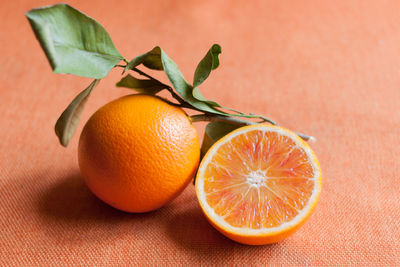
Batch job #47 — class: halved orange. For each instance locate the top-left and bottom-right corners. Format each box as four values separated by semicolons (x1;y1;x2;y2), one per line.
195;124;322;245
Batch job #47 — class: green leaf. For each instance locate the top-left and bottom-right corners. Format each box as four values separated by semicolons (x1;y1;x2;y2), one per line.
26;4;124;79
116;74;166;94
125;46;228;115
160;49;227;115
193;44;221;88
55;79;100;147
191;44;222;107
192;87;221;107
200;121;240;157
125;47;163;72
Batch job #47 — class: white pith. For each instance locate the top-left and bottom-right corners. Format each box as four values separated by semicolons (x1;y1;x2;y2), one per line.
246;170;266;187
196;125;321;236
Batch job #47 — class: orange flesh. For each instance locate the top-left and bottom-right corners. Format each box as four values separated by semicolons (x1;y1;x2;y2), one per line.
204;130;316;229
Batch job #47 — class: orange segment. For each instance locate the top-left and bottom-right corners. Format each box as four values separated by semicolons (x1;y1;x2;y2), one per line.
195;124;322;245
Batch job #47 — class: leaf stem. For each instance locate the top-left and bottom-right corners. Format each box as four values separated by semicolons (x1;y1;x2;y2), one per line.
190;114;254;126
115;64;315;142
132;68;192;107
189;114;315;142
116;64;192;108
156;97;183;107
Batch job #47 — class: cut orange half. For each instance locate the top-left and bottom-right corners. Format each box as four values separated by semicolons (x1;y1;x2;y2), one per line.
195;124;322;245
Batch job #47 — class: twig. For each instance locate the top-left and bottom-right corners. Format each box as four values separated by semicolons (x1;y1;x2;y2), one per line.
115;65;315;142
189;114;315;141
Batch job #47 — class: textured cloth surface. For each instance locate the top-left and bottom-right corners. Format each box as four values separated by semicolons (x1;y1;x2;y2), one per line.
1;0;399;266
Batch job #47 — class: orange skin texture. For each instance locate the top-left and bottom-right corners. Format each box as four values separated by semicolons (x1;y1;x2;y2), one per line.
78;94;200;213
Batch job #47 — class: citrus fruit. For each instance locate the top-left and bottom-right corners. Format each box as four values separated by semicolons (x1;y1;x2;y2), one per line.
78;94;200;213
195;124;322;245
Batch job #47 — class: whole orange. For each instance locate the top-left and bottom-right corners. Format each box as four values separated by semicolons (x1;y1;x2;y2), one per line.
78;94;200;213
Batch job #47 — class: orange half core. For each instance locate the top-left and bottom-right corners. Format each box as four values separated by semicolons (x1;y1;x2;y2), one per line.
204;130;315;229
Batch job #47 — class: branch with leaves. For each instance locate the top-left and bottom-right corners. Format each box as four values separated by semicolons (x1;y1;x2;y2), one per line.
26;3;314;154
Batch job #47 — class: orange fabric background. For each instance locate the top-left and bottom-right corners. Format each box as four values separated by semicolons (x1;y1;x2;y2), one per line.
1;0;399;265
